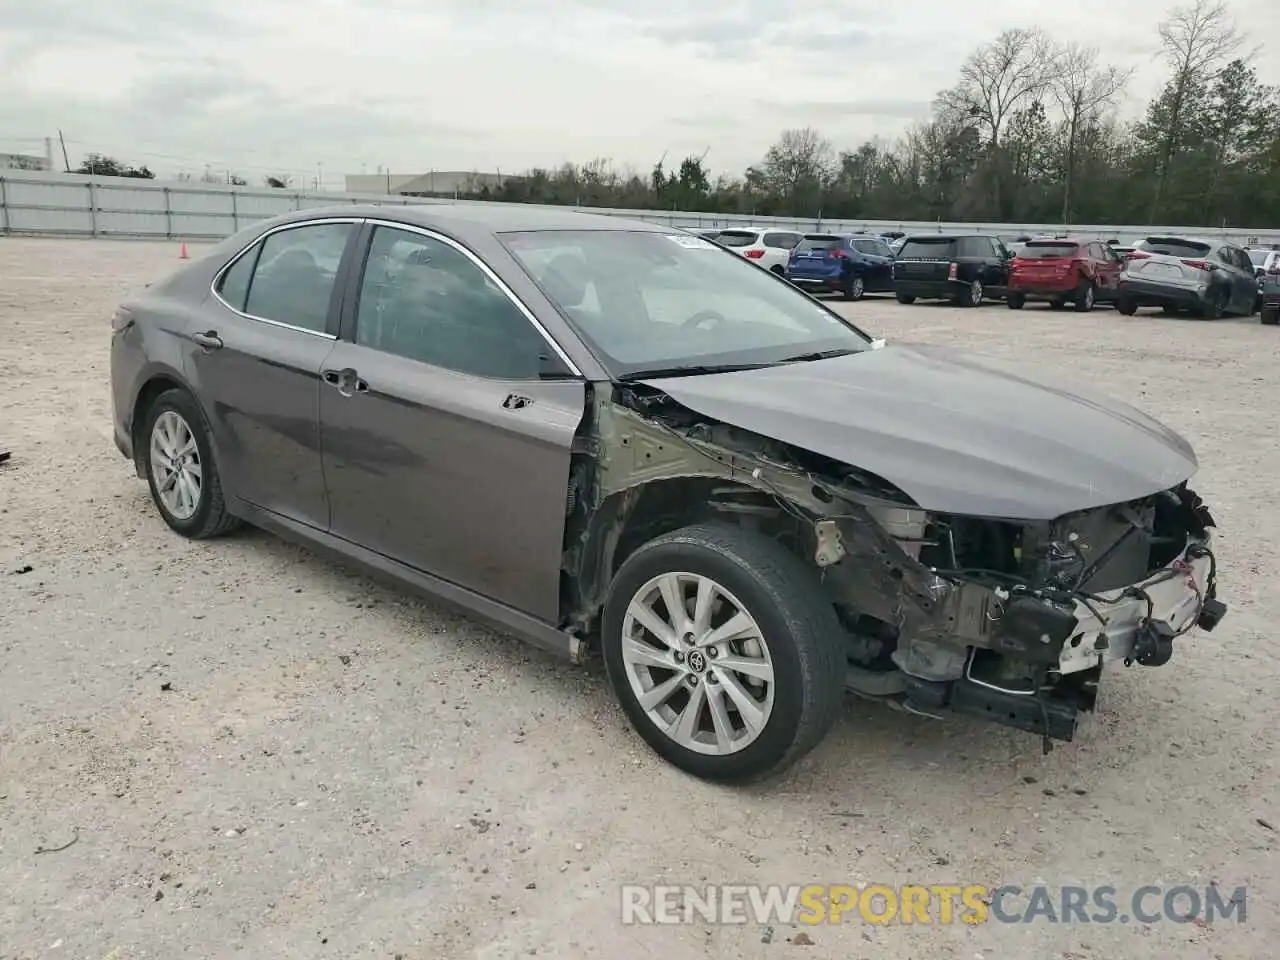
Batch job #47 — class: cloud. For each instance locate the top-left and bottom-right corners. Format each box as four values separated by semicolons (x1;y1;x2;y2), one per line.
0;0;1275;182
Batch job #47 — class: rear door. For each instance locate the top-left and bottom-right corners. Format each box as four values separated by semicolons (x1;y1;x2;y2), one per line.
893;237;956;282
851;237;894;290
787;235;843;279
189;219;359;530
317;222;585;622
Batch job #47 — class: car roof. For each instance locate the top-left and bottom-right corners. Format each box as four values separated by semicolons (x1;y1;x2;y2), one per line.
259;202;671;239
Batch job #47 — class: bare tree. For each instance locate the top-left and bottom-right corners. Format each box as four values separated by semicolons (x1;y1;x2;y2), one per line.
1051;44;1132;222
1147;0;1244;219
755;127;835;214
938;28;1058;214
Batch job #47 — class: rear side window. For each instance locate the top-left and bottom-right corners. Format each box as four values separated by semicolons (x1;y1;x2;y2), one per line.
1019;242;1080;259
1137;237;1212;258
898;238;957;259
216;246;260;311
851;238;892;257
716;230;759;248
957;237;995;257
762;231;800;250
795;235;841;253
243;223;353;333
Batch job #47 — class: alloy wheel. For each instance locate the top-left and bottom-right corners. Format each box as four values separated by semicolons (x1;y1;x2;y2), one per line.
149;410;203;520
620;572;775;756
970;280;983;305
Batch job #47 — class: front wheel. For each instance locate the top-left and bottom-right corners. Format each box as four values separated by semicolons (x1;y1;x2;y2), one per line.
1117;297;1138;316
1006;292;1026;310
843;275;865;301
601;523;846;783
1199;288;1226;320
895;293;916;304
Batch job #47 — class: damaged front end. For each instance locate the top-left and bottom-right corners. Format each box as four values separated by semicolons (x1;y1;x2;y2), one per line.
568;382;1225;752
820;486;1224;750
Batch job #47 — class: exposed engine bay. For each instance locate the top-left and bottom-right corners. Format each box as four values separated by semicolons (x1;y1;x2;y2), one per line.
562;383;1226;752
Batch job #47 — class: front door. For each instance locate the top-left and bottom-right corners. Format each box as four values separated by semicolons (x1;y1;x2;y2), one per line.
186;219;358;530
318;223;585;622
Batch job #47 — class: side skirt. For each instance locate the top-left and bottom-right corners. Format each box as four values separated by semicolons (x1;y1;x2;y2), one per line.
232;499;585;664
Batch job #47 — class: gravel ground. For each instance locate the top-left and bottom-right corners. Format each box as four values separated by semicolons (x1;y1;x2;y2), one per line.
1;236;1276;960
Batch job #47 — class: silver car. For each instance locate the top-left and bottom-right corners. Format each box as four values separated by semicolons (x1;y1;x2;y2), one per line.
1117;236;1259;319
110;205;1226;782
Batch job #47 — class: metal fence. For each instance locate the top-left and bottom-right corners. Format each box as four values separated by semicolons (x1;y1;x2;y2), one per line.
2;169;1278;247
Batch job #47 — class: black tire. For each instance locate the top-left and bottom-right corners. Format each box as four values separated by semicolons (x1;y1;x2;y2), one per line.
601;523;846;783
895;294;916;304
1262;307;1279;326
956;279;983;308
1073;281;1096;312
770;265;785;276
1199;288;1226;320
1117;297;1138;316
141;388;240;539
1006;292;1026;310
843;274;865;301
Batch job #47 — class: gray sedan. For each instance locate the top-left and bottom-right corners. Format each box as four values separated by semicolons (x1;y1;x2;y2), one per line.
111;204;1226;782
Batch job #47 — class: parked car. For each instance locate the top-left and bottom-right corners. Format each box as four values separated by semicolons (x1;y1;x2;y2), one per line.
1005;238;1124;311
1117;236;1259;319
111;205;1225;782
711;227;802;275
696;230;724;243
1261;271;1280;325
1247;248;1280;277
784;233;895;300
892;234;1011;307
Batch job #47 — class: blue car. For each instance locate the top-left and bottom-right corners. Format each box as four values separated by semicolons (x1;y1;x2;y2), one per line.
784;233;895;300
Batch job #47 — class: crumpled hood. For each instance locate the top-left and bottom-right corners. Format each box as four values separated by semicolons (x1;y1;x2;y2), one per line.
640;343;1198;520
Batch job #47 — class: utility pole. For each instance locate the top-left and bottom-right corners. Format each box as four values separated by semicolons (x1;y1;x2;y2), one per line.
317;162;323;191
44;136;53;171
57;130;70;172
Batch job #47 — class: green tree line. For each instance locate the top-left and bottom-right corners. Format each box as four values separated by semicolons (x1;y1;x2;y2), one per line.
451;0;1278;228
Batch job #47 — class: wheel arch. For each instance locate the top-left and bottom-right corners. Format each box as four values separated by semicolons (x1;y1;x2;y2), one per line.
129;366;199;477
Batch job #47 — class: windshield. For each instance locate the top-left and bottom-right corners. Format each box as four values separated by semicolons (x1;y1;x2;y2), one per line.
501;229;872;377
899;238;957;258
1137;237;1211;257
714;230;758;248
1018;241;1080;259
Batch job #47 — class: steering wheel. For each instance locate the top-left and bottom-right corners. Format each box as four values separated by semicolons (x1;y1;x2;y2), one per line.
682;309;729;330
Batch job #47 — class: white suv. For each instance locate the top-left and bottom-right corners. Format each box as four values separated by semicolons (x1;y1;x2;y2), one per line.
713;228;803;275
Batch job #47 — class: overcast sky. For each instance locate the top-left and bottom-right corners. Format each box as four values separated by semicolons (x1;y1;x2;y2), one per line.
1;0;1277;187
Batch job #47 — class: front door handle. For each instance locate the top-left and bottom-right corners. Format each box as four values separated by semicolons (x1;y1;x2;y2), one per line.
322;368;367;397
192;330;223;350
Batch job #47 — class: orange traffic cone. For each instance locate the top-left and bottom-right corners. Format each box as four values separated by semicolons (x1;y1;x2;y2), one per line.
178;242;189;260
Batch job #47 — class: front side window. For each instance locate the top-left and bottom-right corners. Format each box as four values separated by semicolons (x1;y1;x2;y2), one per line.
354;226;550;380
501;229;872;378
242;223;352;333
216;245;260;311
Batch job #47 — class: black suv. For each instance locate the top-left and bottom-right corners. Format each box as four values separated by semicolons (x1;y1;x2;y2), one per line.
892;234;1012;307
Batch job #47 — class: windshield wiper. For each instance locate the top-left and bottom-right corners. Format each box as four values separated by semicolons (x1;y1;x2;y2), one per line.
619;361;777;381
775;348;861;363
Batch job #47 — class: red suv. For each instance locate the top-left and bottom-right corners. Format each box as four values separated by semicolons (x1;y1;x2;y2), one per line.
1006;238;1124;312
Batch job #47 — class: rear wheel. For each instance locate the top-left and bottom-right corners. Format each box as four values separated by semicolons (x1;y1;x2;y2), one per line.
142;388;240;539
895;294;916;304
601;523;846;783
1117;297;1138;316
1006;292;1026;310
1073;282;1096;312
1199;288;1226;320
956;280;983;308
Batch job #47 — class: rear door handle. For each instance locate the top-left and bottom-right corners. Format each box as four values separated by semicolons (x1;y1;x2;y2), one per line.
192;330;223;350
